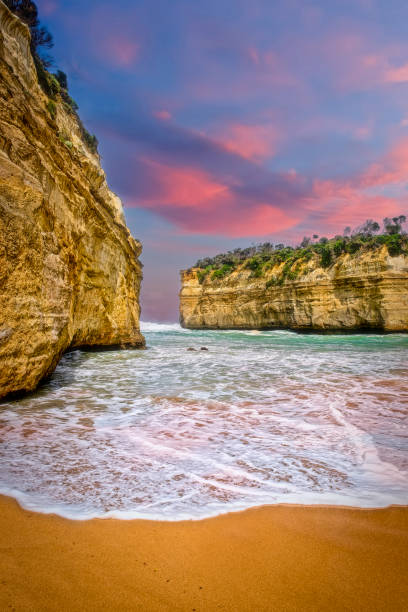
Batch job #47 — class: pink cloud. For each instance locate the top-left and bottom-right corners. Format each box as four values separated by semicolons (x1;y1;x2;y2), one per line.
270;137;408;237
252;49;298;87
245;46;293;79
169;202;300;238
153;110;172;121
99;36;139;67
322;34;386;90
216;204;299;238
247;47;260;65
384;63;408;83
188;42;299;103
136;159;232;209
296;115;374;142
318;30;408;91
357;138;408;187
324;195;400;230
353;125;372;140
127;158;300;237
299;138;408;234
277;24;407;94
89;6;141;69
219;123;279;160
126;135;408;238
308;179;401;229
117;110;408;240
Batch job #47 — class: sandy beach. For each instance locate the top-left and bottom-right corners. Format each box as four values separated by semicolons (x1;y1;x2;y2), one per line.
0;496;407;611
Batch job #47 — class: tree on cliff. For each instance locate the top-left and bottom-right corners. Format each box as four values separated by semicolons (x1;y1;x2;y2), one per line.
4;0;53;64
383;215;406;235
192;216;408;281
4;0;99;154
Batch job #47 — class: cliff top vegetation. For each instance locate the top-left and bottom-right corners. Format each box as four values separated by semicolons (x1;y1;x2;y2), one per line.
4;0;98;153
191;217;408;283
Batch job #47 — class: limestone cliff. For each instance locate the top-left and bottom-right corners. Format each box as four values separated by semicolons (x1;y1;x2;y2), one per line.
0;1;144;399
180;248;408;331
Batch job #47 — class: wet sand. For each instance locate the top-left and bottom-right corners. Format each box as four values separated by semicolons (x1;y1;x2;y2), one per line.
0;495;407;611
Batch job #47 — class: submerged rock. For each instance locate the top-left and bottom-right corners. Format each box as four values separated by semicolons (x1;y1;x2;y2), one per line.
0;3;145;399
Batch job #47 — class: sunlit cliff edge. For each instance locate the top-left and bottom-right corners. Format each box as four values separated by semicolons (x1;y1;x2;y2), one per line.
180;248;408;331
0;1;144;399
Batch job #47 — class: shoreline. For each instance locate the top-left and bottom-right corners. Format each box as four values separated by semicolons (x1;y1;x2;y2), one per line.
179;323;408;335
1;494;407;611
1;488;407;521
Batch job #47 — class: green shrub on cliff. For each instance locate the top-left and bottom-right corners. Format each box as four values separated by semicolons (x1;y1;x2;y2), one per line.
384;233;404;256
6;0;98;155
33;55;53;95
46;99;56;120
58;132;73;149
212;264;233;280
196;265;214;283
197;269;208;284
55;70;68;90
333;239;345;256
81;129;99;154
265;277;277;289
245;256;264;277
61;90;79;113
320;245;332;268
191;217;408;283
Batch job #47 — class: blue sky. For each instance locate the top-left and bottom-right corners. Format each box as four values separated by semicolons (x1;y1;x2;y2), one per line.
37;0;408;320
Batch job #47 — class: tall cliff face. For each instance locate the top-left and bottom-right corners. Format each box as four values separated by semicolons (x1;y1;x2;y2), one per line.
180;248;408;331
0;2;145;399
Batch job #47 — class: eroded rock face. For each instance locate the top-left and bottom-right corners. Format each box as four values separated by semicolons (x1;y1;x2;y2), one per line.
180;249;408;331
0;2;145;399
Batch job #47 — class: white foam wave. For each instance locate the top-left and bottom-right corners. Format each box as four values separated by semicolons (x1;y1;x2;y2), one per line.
217;328;297;337
1;329;407;521
140;321;186;333
0;485;402;522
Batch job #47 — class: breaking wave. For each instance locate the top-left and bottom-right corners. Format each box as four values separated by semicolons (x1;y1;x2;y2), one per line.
1;325;407;520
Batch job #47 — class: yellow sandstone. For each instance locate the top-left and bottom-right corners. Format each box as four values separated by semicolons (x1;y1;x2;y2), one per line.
180;249;408;330
0;2;144;399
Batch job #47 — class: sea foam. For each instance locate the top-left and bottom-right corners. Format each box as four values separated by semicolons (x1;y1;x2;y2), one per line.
0;323;407;520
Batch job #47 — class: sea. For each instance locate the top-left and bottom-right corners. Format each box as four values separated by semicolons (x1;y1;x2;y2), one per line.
0;322;407;520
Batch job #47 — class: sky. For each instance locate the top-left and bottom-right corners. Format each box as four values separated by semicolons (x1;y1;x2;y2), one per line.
36;0;408;321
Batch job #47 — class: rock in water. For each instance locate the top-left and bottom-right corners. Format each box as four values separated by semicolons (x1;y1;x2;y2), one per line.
0;3;145;399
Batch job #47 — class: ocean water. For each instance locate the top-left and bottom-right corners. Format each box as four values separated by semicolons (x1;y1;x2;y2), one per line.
0;322;407;520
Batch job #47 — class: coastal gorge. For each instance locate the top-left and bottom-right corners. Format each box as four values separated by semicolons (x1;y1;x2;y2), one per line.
0;1;144;399
180;230;408;331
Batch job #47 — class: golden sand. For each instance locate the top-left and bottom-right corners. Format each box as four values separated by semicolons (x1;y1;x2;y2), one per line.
0;495;407;611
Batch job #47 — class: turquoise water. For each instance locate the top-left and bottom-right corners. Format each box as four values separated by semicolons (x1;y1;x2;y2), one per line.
0;322;407;520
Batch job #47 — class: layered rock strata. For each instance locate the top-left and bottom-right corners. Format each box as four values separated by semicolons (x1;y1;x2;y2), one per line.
180;249;408;331
0;2;144;399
